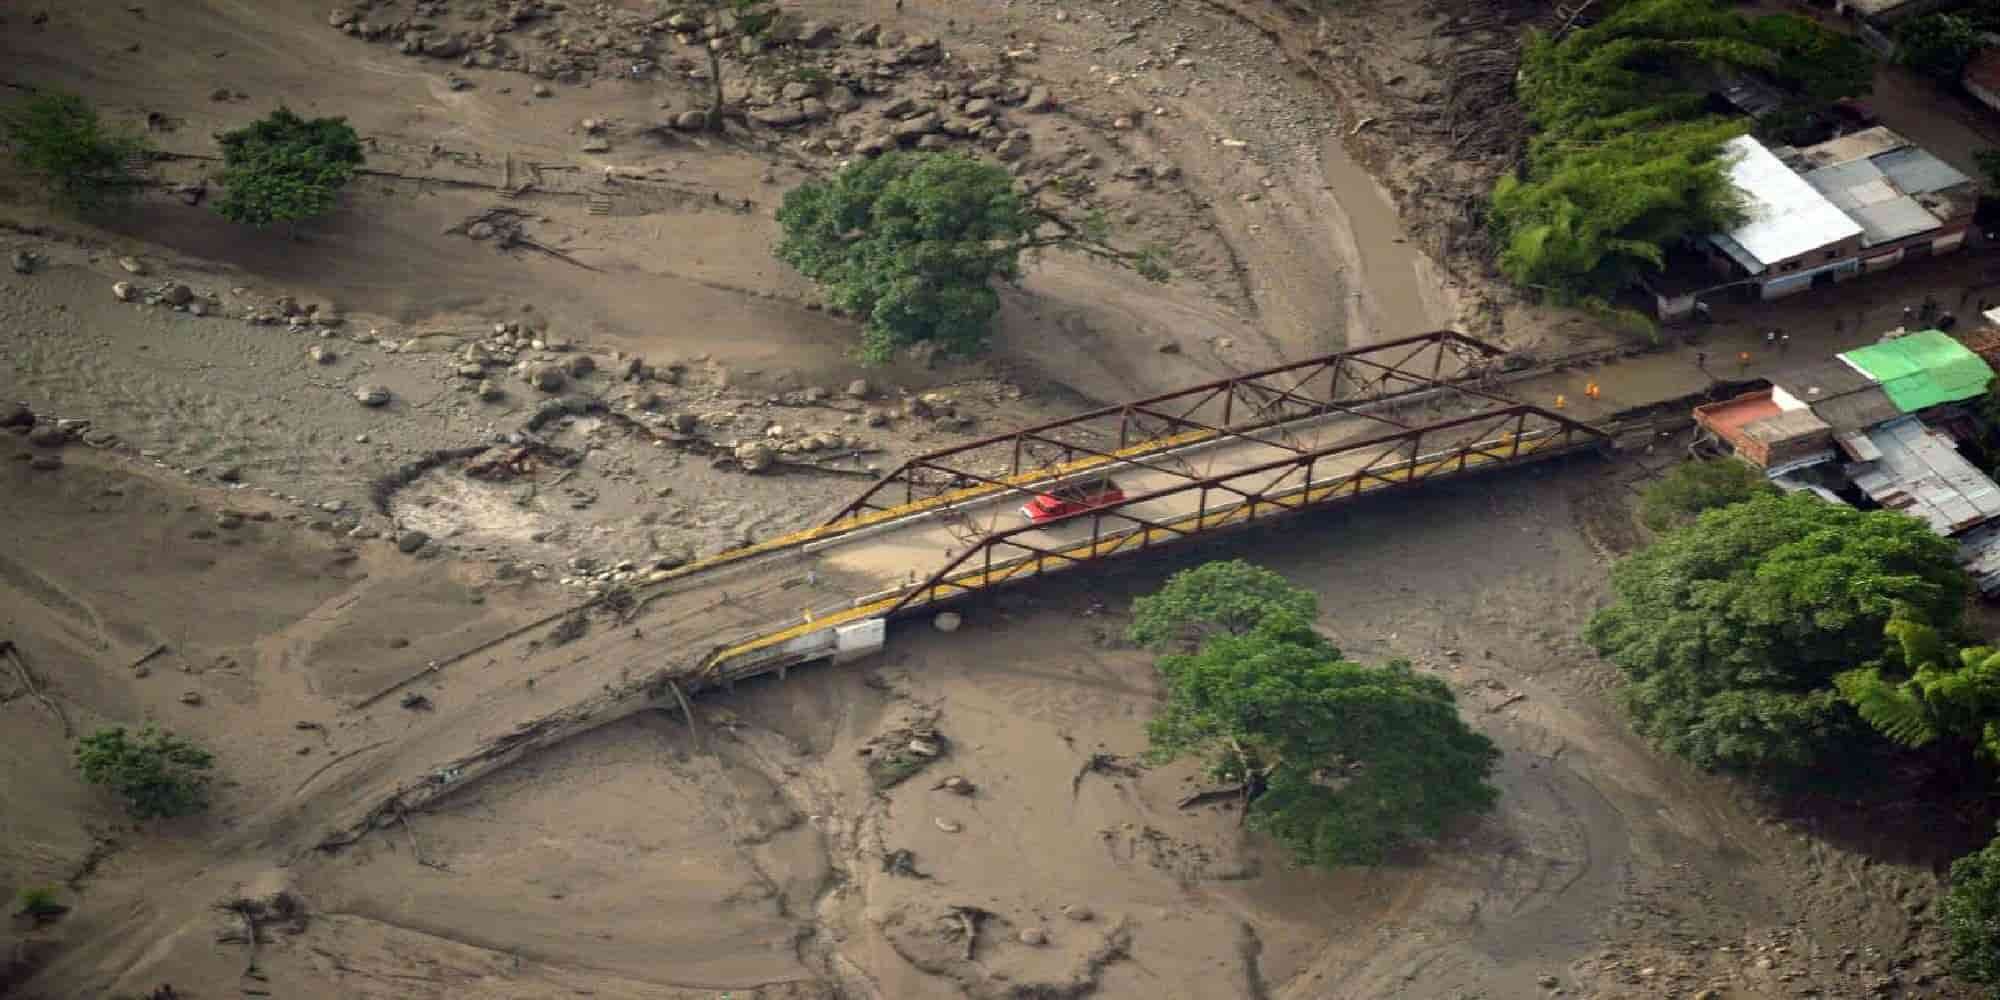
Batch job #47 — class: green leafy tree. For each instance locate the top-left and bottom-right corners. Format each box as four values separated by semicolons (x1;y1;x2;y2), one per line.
1748;13;1875;103
1146;614;1500;866
213;108;365;228
1128;559;1318;648
1638;458;1776;532
75;726;215;819
1836;618;2000;760
1944;829;2000;986
1494;0;1780;314
1586;493;1969;773
0;91;147;213
1896;13;1981;86
777;152;1166;363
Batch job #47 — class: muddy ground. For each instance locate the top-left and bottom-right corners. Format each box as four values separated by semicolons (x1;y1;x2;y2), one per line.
3;0;1999;997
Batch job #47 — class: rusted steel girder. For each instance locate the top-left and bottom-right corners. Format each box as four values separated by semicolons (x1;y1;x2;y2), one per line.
879;402;1608;617
826;330;1515;523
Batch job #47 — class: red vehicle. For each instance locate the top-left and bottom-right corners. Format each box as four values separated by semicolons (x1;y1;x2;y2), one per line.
1020;478;1126;524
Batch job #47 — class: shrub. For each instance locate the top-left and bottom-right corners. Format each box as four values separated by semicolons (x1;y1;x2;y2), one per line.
75;726;215;819
0;91;146;213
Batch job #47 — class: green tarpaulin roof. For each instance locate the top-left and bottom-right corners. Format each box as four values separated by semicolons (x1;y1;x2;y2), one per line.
1839;331;1995;414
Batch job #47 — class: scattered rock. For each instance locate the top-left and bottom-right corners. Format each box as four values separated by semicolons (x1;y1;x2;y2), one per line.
936;775;974;795
353;384;392;407
118;256;148;275
180;691;203;706
112;281;137;302
933;611;962;633
673;109;709;130
845;378;872;399
908;739;941;757
28;454;61;471
476;379;504;402
1061;904;1094;922
161;283;194;306
26;425;66;448
1;403;34;429
1019;928;1047;946
734;440;774;472
933;817;962;833
1538;975;1559;989
1023;86;1056;112
564;354;596;378
532;83;553;98
308;345;338;365
396;529;430;554
526;363;568;392
11;250;37;274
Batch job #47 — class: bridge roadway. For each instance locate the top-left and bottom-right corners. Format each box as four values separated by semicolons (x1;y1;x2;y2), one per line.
314;335;1637;845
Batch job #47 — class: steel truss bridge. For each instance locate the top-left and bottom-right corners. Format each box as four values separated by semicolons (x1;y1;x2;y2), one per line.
320;330;1625;841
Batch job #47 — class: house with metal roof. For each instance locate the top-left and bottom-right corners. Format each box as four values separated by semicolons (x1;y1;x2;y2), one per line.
1652;131;1975;320
1695;329;2000;591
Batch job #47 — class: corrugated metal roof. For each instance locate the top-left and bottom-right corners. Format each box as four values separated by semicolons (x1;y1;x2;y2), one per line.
1850;416;2000;535
1840;331;1996;412
1848;198;1945;245
1875;145;1973;196
1716;136;1862;267
1797;126;1908;170
1804;156;1947;247
1708;232;1767;276
1957;523;2000;594
1770;359;1905;431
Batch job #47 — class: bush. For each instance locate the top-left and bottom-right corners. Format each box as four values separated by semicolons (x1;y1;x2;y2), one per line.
1896;13;1980;86
1944;830;2000;986
0;91;146;213
213;107;365;227
1638;459;1776;532
75;726;215;819
12;886;65;922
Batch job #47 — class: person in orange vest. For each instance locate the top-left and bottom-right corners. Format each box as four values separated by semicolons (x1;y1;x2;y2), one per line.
1554;394;1566;409
1738;351;1751;373
1584;382;1601;400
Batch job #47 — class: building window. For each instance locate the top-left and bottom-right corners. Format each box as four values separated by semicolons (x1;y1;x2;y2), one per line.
1782;261;1799;272
1825;249;1840;261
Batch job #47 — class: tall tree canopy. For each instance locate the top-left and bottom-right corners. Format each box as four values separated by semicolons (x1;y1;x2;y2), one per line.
213;107;365;228
1493;0;1870;314
1637;458;1777;532
776;152;1165;364
1128;559;1318;648
1586;493;1969;773
1135;563;1500;866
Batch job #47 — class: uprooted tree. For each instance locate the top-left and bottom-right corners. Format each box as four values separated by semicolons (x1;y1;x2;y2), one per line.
1135;563;1500;866
776;151;1168;364
213;107;365;228
0;90;148;214
1586;493;1970;775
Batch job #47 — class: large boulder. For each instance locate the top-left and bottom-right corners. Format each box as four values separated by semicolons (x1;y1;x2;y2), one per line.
892;112;941;142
